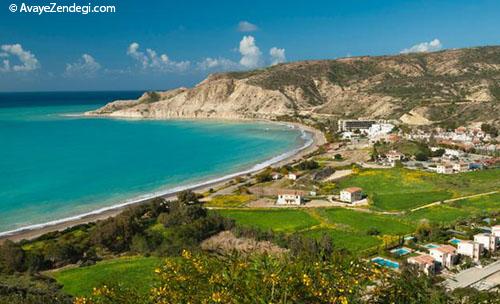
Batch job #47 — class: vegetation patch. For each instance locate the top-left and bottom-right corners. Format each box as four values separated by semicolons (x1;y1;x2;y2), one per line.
204;194;255;208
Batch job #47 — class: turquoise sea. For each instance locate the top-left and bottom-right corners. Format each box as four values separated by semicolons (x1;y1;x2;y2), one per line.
0;92;308;234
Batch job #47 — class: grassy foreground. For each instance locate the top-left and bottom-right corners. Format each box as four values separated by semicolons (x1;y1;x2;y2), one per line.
50;256;162;297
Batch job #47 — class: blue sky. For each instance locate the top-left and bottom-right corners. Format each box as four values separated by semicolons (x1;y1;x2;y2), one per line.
1;0;499;92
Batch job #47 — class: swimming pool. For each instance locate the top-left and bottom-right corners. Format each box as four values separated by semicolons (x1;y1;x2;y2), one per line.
372;257;400;269
449;238;462;245
423;243;439;249
390;247;411;256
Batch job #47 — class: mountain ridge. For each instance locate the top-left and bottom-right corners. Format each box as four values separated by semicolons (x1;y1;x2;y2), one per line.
87;46;500;127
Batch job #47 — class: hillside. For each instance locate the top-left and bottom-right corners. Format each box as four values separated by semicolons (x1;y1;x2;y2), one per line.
87;46;500;126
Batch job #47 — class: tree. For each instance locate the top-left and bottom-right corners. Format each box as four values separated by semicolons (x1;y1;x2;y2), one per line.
130;234;150;254
255;169;273;183
431;148;445;157
295;160;319;170
481;123;498;137
415;152;429;161
177;190;199;205
0;240;25;273
371;265;449;303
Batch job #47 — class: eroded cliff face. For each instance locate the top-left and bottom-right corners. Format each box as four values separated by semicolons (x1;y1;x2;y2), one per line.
87;46;500;126
88;78;293;120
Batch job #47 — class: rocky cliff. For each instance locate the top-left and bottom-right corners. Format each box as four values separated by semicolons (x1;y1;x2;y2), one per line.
87;46;500;126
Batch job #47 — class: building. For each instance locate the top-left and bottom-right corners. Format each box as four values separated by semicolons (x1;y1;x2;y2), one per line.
492;225;500;237
276;191;302;206
407;254;436;275
340;187;363;203
272;173;282;180
474;233;499;253
337;119;376;132
386;150;404;163
444;149;464;158
287;173;298;181
429;245;458;269
366;123;394;138
457;241;483;262
436;163;454;174
452;162;469;173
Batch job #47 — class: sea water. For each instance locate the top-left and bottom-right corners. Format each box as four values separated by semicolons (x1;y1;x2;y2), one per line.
0;91;308;234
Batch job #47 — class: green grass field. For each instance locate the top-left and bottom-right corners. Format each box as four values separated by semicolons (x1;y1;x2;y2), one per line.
452;192;500;211
301;228;381;252
337;168;499;211
216;209;320;232
406;192;500;224
50;256;162;297
319;209;414;235
216;207;415;252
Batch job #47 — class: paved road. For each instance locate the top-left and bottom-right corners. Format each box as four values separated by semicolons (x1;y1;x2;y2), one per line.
444;260;500;290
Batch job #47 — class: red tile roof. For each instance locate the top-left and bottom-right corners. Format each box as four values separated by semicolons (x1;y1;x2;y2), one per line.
342;187;363;193
409;254;435;265
435;245;456;254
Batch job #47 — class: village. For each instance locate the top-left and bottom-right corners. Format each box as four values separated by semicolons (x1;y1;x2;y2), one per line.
338;119;499;173
200;118;500;292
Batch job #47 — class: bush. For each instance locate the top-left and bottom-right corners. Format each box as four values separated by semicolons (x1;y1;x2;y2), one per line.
295;160;320;171
79;251;376;304
255;168;273;183
367;227;381;236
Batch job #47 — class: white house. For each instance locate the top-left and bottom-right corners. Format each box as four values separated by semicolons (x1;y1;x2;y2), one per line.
407;254;436;275
474;233;499;253
444;149;464;158
436;163;453;174
386;150;404;164
340;187;363;203
429;245;458;269
287;173;298;181
276;191;302;206
452;162;469;173
366;123;394;138
457;240;483;262
491;225;500;237
272;173;282;180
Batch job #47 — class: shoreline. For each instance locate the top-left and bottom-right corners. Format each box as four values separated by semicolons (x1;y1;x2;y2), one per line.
0;120;325;244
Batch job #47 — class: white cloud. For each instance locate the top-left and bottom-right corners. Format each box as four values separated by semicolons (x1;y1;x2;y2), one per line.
126;42;190;72
237;21;258;32
197;57;239;71
239;35;262;68
269;47;286;65
401;39;442;54
0;44;39;72
64;54;101;77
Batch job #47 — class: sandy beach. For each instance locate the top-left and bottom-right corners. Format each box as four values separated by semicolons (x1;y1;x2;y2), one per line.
0;121;325;244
